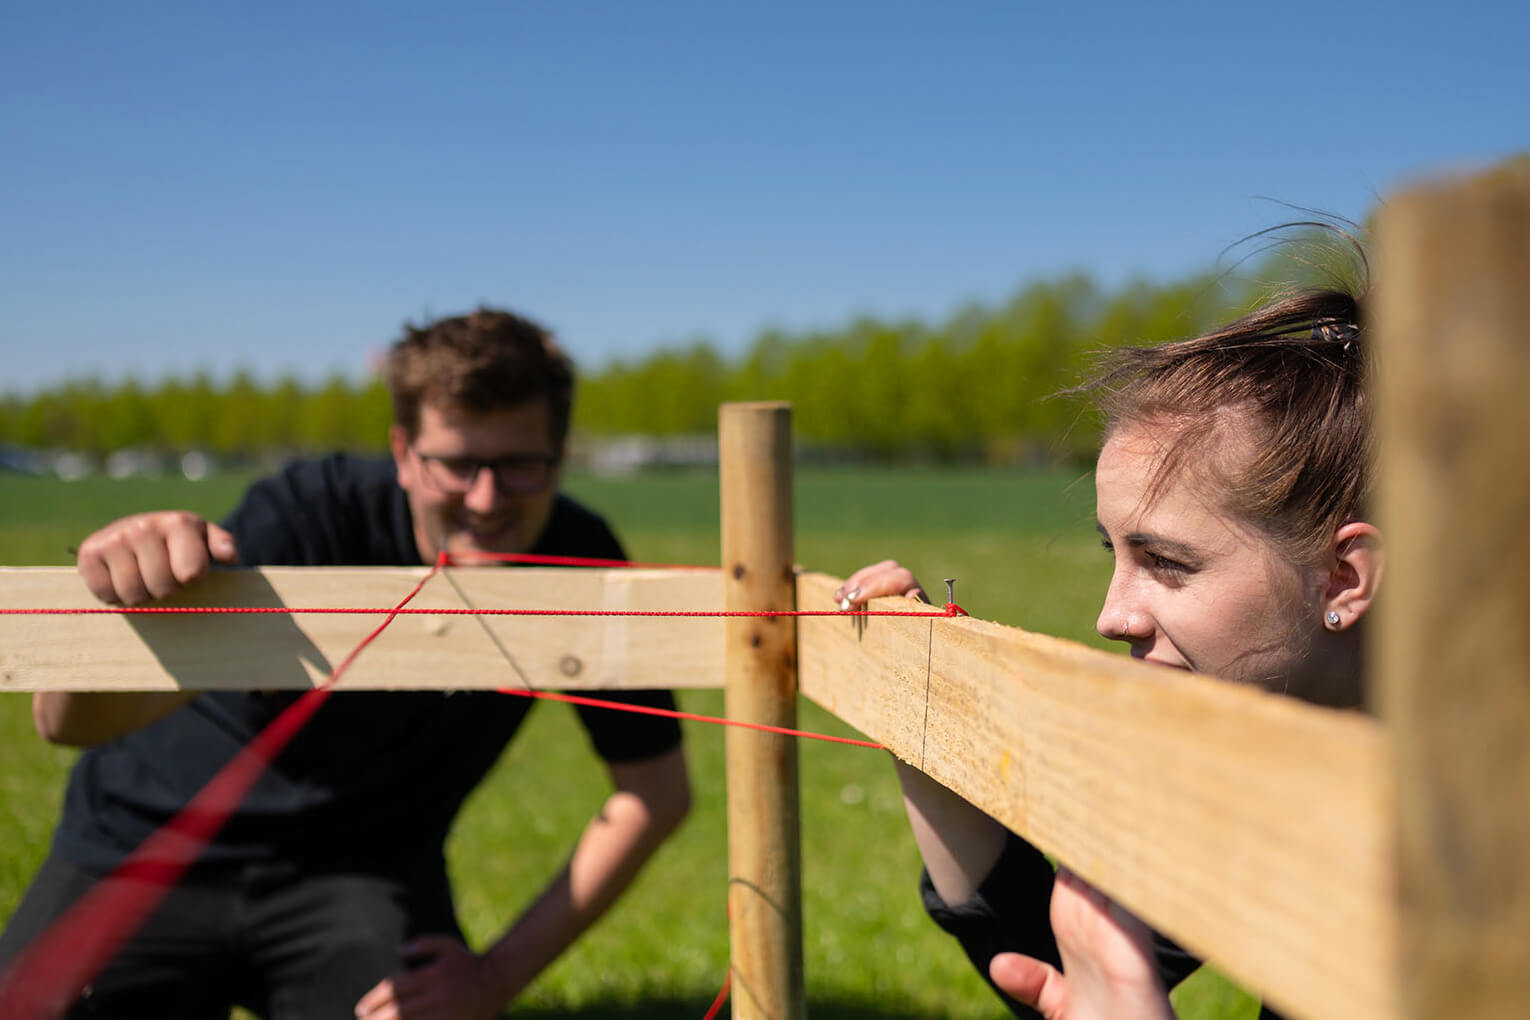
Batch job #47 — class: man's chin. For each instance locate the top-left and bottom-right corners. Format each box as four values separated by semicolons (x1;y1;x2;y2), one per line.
447;527;525;560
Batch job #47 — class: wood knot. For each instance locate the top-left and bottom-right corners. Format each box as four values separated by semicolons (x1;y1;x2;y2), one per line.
732;564;746;580
559;655;583;677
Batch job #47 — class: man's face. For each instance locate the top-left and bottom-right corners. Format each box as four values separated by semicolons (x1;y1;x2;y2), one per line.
390;399;563;564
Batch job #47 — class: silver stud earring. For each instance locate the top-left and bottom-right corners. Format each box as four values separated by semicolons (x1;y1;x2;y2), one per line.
1325;610;1341;630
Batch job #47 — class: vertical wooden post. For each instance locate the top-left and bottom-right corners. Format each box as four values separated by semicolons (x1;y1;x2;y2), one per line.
719;401;806;1019
1374;164;1530;1018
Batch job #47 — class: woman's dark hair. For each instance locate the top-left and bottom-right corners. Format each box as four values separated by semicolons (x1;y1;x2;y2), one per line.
386;307;575;446
1083;286;1372;565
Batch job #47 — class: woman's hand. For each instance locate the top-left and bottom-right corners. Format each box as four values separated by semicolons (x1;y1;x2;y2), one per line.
833;559;927;608
990;868;1173;1020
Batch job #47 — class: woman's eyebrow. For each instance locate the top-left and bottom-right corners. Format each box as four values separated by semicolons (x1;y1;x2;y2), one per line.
1121;531;1201;562
1096;521;1197;556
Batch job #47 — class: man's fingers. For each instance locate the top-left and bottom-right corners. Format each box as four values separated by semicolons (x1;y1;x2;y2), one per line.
353;977;394;1016
75;511;222;605
76;544;119;604
166;520;216;588
354;975;422;1020
104;541;156;605
206;522;239;565
354;966;450;1020
137;544;182;601
126;514;194;599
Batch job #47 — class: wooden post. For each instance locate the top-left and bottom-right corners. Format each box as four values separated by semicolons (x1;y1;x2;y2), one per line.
1374;163;1530;1018
719;402;806;1019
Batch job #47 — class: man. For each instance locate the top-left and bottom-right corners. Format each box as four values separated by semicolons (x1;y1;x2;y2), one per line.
0;308;691;1018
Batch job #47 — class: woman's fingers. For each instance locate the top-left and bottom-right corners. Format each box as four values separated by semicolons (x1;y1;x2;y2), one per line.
833;559;927;608
990;952;1068;1018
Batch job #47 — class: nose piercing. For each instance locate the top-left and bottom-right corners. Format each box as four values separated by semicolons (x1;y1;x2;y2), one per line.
1325;610;1341;630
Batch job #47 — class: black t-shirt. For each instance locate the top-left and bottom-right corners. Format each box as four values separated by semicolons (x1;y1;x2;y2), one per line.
52;454;682;875
922;831;1282;1019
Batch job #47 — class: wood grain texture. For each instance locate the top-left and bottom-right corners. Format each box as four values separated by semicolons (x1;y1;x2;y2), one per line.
719;402;806;1020
1373;166;1530;1019
797;570;1396;1020
0;566;724;691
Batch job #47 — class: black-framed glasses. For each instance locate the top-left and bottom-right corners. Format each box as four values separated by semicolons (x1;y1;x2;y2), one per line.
413;449;560;495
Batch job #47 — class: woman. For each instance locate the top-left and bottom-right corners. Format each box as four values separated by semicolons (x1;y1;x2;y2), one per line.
836;285;1380;1018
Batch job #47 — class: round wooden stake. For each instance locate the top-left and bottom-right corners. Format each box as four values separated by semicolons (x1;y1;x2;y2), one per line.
719;401;805;1019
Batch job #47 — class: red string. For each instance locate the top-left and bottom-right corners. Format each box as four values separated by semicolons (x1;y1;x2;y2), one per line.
3;604;967;618
499;688;886;750
701;971;731;1020
450;551;713;570
0;555;447;1019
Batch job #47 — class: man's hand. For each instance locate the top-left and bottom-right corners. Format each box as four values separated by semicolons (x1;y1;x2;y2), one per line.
33;511;239;746
351;743;690;1019
989;868;1174;1020
353;936;504;1020
449;747;691;1009
77;510;238;605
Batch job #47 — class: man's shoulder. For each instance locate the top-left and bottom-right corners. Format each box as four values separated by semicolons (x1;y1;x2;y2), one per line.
229;453;413;566
538;493;625;560
547;491;612;532
264;452;399;497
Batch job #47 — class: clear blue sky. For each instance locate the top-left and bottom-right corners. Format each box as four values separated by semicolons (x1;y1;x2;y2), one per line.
3;1;1524;395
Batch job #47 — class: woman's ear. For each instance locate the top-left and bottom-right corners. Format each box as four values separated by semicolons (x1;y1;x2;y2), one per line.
1322;521;1384;630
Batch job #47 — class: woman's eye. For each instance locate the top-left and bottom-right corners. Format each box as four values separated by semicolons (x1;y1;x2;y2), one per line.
1099;537;1115;555
1146;552;1189;574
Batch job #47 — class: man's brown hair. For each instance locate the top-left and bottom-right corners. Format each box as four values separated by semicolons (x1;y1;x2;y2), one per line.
386;307;575;446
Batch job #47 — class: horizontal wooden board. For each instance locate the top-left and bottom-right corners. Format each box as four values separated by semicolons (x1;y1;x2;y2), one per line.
796;571;1397;1020
0;566;725;691
3;563;1400;1017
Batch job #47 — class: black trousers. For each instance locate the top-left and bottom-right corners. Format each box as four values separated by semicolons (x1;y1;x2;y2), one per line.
0;853;461;1019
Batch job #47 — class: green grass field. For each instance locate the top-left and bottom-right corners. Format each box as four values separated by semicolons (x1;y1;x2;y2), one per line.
0;468;1258;1018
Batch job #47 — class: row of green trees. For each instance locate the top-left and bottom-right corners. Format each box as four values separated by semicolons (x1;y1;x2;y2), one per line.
577;272;1236;462
1;269;1264;466
1;373;394;460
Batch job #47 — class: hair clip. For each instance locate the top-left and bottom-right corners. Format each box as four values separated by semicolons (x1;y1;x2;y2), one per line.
1312;320;1359;355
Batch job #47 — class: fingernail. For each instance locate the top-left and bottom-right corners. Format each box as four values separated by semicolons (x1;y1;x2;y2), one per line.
839;597;852;611
847;587;861;602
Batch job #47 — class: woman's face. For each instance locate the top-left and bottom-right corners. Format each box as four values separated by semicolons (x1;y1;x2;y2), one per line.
1093;422;1325;694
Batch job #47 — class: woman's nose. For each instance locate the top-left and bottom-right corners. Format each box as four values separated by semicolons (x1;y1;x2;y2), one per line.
1096;573;1149;644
